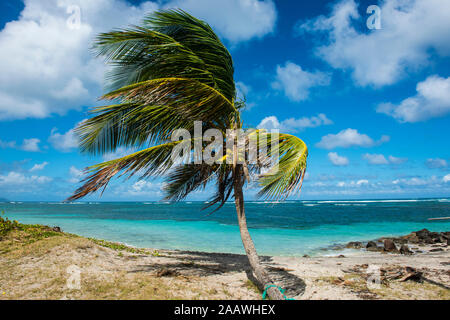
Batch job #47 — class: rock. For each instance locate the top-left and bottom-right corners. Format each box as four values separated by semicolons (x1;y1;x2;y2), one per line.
302;254;310;258
402;232;420;243
400;244;413;255
346;241;363;249
383;239;398;252
52;226;62;232
366;241;379;251
338;255;345;258
429;248;444;252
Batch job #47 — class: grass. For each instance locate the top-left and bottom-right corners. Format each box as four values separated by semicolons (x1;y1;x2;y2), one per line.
0;215;257;300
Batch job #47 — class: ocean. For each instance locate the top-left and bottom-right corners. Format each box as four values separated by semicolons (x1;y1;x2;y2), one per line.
1;199;450;256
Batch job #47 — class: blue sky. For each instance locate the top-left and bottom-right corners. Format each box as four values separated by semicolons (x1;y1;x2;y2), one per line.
0;0;449;201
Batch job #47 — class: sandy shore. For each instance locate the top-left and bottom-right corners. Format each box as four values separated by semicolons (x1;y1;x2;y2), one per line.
0;224;449;300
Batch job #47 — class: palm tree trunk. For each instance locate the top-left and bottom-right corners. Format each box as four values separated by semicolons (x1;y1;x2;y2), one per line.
233;173;284;300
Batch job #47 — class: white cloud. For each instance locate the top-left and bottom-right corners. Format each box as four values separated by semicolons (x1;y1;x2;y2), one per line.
21;138;41;152
69;166;84;183
426;158;448;169
271;62;330;101
316;128;389;149
388;156;408;165
363;153;408;165
258;113;332;132
30;161;49;172
328;152;349;166
392;177;430;186
0;0;159;120
377;76;450;122
363;153;388;165
297;0;450;87
125;180;163;197
0;0;278;120
443;174;450;183
0;138;41;152
164;0;277;43
48;120;87;152
0;171;52;186
356;179;369;186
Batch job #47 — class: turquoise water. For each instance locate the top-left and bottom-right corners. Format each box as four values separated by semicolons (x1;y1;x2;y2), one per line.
1;199;450;256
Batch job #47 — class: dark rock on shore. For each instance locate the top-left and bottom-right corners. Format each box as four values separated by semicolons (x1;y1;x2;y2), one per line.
400;229;448;244
366;241;380;252
383;239;398;252
400;244;413;255
343;229;449;255
346;241;363;249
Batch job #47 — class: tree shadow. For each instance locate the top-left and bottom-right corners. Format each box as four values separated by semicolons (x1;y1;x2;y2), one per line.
128;250;306;298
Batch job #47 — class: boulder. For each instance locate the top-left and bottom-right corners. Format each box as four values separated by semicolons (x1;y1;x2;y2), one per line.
399;244;413;255
52;226;62;232
402;232;420;243
383;239;398;252
346;241;363;249
366;241;379;251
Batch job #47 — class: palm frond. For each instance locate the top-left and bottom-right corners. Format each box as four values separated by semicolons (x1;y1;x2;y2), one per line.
94;26;217;91
143;9;235;101
77;77;237;155
67;140;188;201
253;131;308;200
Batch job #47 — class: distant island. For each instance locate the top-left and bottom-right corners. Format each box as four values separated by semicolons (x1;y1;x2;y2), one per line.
0;197;9;202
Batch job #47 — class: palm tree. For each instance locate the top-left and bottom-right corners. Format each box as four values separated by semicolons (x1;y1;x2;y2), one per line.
68;9;308;300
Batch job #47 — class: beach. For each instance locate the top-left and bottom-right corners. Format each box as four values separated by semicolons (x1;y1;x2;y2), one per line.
0;221;449;300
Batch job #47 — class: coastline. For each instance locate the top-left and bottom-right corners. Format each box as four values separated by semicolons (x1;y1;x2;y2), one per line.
0;221;449;300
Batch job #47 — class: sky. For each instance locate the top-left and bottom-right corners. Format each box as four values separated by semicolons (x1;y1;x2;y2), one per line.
0;0;449;201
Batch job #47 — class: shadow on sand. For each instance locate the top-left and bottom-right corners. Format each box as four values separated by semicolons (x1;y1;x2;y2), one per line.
128;250;306;298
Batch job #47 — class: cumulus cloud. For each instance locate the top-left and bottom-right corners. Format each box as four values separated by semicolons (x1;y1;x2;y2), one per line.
29;162;49;172
388;156;408;165
122;180;163;197
68;166;84;183
363;153;388;165
0;0;278;120
0;171;52;186
48;120;87;152
271;62;331;101
296;0;450;87
21;138;41;152
377;76;450;122
328;152;349;166
425;158;448;169
444;174;450;183
0;0;161;121
337;179;368;187
316;128;389;149
0;138;41;152
363;153;408;165
164;0;277;43
258;114;332;132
